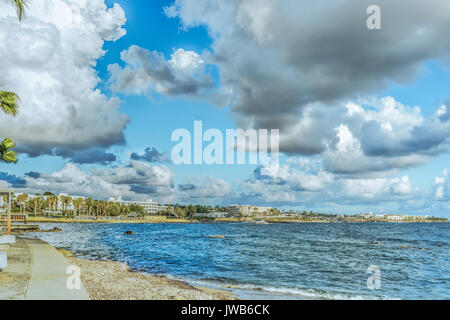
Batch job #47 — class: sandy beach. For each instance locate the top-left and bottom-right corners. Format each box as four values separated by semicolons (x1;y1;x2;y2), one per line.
66;256;236;300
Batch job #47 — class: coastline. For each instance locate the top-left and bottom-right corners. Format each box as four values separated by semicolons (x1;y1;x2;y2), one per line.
8;222;446;300
63;255;318;300
62;254;236;300
25;216;448;225
27;216;193;224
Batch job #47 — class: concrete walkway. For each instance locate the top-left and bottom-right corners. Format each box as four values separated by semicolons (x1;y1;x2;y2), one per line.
0;237;90;300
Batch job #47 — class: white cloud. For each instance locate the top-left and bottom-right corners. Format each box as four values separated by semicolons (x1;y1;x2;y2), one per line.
169;48;204;70
0;0;128;161
19;161;175;201
238;157;418;209
431;168;450;201
108;45;213;96
178;176;232;200
164;0;450;166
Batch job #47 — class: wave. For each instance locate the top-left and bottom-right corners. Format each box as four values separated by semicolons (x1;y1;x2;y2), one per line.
168;276;388;300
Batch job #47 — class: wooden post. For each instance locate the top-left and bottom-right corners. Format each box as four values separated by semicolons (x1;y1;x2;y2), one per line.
7;191;11;236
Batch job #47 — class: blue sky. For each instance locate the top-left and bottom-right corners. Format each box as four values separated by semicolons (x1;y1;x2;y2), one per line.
1;0;450;217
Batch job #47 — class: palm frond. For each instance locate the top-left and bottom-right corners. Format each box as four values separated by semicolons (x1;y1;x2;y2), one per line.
0;91;19;116
1;150;18;163
9;0;26;21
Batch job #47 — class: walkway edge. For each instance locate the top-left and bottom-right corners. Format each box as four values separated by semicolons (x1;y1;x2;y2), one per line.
24;238;90;300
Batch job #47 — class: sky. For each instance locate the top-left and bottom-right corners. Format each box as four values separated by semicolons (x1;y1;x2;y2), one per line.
1;0;450;217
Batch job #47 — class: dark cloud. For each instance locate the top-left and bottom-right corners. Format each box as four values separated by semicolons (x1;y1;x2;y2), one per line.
130;147;168;163
16;143;123;165
53;148;117;165
0;172;26;188
25;171;41;179
166;0;450;158
178;183;196;191
361;117;450;158
129;185;158;194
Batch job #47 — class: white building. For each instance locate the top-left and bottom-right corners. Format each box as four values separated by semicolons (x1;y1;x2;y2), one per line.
109;196;167;215
358;212;374;219
228;204;273;217
194;212;228;218
385;215;404;221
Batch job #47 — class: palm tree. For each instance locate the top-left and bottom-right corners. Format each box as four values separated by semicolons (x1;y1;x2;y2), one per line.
17;193;28;213
65;196;72;215
30;197;42;216
59;195;66;213
2;194;8;210
72;198;83;217
0;91;19;116
4;0;26;21
99;200;106;217
85;198;93;216
0;1;26;163
0;137;18;163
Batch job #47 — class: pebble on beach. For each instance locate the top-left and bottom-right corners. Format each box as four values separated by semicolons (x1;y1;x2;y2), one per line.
66;257;235;300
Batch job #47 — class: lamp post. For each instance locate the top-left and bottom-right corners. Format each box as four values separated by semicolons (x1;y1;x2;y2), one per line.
8;191;11;235
0;189;14;235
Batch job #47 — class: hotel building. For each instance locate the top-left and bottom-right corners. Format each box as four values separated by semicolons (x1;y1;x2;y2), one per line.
108;196;167;215
228;204;273;217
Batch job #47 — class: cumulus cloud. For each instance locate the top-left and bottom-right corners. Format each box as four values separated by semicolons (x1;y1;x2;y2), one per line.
237;157;418;208
0;162;237;203
1;161;175;201
320;97;447;175
130;147;168;163
108;46;214;96
92;160;174;189
164;0;450;160
432;168;450;201
178;176;232;200
0;0;129;163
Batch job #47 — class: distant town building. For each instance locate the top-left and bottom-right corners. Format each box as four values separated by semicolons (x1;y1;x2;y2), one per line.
194;212;228;219
228;204;273;217
108;196;167;215
358;212;374;219
385;214;404;221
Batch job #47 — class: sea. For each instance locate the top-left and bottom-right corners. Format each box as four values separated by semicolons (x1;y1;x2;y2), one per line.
25;222;449;300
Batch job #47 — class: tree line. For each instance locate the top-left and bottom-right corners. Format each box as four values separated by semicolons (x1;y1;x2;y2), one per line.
1;192;146;217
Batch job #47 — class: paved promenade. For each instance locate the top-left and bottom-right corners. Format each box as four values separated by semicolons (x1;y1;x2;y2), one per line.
0;235;90;300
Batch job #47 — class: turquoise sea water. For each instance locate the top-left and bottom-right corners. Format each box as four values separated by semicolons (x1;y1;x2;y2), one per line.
26;222;449;300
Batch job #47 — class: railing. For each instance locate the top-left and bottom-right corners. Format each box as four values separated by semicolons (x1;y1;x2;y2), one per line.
0;214;27;225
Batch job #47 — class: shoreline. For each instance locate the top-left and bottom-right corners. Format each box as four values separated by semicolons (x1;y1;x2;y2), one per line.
62;254;316;300
25;216;448;225
61;252;236;300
